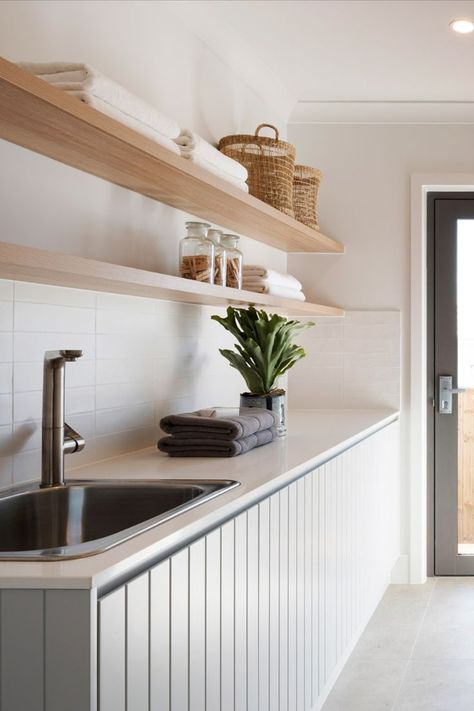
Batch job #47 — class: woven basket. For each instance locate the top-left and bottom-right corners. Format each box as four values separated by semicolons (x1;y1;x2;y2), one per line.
293;165;322;230
219;124;296;217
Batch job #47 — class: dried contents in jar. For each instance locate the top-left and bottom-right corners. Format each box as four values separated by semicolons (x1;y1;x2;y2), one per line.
226;257;241;288
214;254;225;285
180;254;213;282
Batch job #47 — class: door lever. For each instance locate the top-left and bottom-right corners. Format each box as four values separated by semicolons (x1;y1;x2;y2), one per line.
438;375;466;415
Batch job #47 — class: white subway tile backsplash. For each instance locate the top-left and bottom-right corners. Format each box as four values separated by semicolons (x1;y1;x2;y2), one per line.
289;311;401;410
0;456;12;487
96;309;158;335
0;363;12;394
65;386;95;416
14;282;96;308
14;302;95;333
0;280;14;302
0;302;13;332
0;395;13;426
0;424;13;453
96;292;157;313
13;390;42;423
0;333;13;362
95;403;154;436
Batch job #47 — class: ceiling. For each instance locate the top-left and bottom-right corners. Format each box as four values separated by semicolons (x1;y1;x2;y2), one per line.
191;0;474;104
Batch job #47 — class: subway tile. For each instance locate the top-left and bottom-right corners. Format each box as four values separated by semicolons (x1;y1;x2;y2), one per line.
343;338;400;355
14;281;96;308
13;390;42;422
96;309;157;335
95;403;154;436
0;301;13;331
0;363;12;394
0;333;13;362
0;455;13;488
96;332;159;359
96;381;152;410
0;424;13;454
0;394;12;426
14;333;95;362
0;280;14;301
345;311;400;325
344;323;400;341
96;292;157;313
13;448;41;484
11;421;41;453
92;427;156;461
289;379;343;409
65;386;95;416
14;302;95;333
290;366;344;384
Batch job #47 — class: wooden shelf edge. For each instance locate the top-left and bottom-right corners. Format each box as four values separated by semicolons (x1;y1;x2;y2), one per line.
0;57;345;255
0;242;345;318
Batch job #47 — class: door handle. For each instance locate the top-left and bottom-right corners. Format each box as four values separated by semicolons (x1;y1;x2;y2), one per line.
438;375;466;414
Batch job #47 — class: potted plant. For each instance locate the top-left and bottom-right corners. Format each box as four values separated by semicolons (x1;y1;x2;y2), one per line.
211;306;314;435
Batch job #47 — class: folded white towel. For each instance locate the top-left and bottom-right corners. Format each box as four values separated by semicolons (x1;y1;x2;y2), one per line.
66;91;180;155
184;155;248;192
19;62;181;139
175;129;248;182
243;283;306;301
243;266;303;291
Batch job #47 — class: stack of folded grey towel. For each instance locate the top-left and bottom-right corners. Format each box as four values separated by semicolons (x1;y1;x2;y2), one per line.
158;408;279;457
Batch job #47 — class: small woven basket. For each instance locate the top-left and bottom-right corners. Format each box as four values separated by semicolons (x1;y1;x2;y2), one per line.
292;165;322;230
219;124;296;217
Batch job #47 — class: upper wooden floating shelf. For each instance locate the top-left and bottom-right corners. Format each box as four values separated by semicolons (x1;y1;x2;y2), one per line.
0;242;344;317
0;57;344;255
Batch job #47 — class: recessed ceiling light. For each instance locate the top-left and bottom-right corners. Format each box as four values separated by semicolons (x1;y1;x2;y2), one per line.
450;18;474;34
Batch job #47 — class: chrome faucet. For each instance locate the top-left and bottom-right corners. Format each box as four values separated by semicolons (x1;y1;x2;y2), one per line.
41;350;85;487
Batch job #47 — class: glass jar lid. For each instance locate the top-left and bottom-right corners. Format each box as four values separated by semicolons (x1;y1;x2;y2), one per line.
185;221;211;238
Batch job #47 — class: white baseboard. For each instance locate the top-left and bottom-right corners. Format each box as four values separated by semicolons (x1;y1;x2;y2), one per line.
391;554;409;583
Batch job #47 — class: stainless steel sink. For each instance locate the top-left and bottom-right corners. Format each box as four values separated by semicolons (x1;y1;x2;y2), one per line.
0;479;239;560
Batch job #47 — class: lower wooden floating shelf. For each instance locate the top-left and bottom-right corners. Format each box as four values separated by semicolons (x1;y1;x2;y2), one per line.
0;242;344;317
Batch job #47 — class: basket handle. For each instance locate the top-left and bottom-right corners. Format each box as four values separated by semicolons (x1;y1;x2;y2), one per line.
255;123;279;141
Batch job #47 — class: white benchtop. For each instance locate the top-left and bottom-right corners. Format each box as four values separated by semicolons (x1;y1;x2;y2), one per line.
0;409;399;591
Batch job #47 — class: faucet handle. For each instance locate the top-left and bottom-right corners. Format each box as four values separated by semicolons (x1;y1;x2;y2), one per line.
60;350;83;361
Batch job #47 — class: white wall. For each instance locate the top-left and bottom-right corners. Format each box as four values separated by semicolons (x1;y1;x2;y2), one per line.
288;121;474;558
0;0;293;479
0;0;288;274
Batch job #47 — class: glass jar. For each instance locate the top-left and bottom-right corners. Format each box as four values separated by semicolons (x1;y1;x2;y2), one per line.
221;234;243;289
207;228;227;286
179;222;214;284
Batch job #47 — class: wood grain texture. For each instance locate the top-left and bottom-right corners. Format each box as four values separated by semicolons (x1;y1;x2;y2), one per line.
458;390;474;544
0;241;344;317
0;57;344;255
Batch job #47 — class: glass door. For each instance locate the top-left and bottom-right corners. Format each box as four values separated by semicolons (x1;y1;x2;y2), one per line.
431;195;474;574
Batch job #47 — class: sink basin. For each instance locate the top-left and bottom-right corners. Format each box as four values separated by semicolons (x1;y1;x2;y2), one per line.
0;479;239;560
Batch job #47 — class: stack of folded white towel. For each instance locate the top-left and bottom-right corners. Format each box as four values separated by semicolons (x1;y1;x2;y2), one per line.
18;62;249;192
242;266;306;301
19;62;182;155
174;129;248;192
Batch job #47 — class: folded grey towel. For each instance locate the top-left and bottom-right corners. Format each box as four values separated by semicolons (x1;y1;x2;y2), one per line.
160;408;279;441
157;427;276;457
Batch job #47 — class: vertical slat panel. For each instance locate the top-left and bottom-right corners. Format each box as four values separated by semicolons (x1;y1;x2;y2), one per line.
234;511;247;711
287;481;297;710
171;549;189;711
206;528;221;711
269;492;280;711
99;587;126;711
326;458;337;679
311;467;319;707
247;505;259;711
150;559;171;711
189;539;206;711
0;589;45;711
126;573;149;711
304;474;313;711
336;456;343;663
318;465;326;690
45;590;93;711
221;519;235;711
258;497;270;711
279;486;289;711
296;477;305;711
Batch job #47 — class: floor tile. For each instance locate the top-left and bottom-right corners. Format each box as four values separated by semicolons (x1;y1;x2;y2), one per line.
352;619;419;661
322;659;407;711
393;660;474;710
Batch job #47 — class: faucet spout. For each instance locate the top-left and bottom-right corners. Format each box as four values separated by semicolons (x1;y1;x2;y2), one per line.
41;350;85;488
